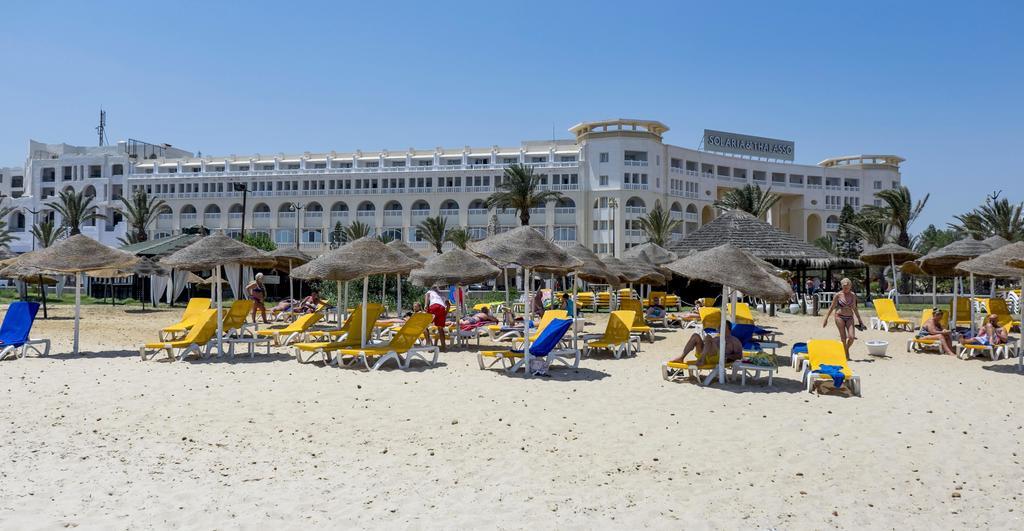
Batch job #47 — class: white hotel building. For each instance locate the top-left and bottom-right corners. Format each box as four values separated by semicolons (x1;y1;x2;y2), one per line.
1;119;904;256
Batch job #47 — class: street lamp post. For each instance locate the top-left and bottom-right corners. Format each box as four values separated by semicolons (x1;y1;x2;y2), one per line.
25;207;41;250
607;198;619;257
290;202;306;250
232;183;249;241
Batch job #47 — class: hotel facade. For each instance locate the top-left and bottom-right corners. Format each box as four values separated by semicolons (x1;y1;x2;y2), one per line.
1;119;904;256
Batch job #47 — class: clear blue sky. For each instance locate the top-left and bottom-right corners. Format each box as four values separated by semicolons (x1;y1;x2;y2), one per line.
1;0;1020;229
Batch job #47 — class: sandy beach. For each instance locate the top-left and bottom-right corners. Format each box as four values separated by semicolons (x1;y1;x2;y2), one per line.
1;303;1022;529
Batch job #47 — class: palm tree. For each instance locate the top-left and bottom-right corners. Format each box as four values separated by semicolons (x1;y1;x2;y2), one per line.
847;213;889;248
341;220;372;243
376;233;396;244
0;201;16;250
861;185;928;249
31;220;62;248
417;215;448;254
812;235;839;255
484;164;563;226
949;192;1023;241
49;189;105;235
118;189;166;244
635;204;681;247
713;184;781;219
445;227;471;250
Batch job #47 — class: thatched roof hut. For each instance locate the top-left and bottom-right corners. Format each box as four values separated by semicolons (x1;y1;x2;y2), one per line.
956;242;1024;278
469;226;582;271
669;210;859;268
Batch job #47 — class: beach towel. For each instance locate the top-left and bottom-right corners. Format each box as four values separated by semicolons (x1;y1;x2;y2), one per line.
813;364;846;388
460;321;489;332
790;342;808;355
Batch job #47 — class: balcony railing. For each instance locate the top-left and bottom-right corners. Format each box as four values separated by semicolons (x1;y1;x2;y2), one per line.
410;209;430;217
467;208;488;216
553;207;576;215
826;222;840;231
623;160;648;167
356;211;376;218
623;183;648;190
684;212;698;222
439;209;459;217
135;161;578;179
383;210;403;217
624;206;647;215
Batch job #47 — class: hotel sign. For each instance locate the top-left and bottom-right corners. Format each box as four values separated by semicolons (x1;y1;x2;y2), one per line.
703;129;795;161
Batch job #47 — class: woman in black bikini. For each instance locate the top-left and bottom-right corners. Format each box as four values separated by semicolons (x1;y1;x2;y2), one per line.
822;277;864;360
245;273;268;324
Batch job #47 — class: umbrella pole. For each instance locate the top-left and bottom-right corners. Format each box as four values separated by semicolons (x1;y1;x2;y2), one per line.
890;253;899;308
931;276;937;307
343;281;349;322
572;272;578;352
718;284;728;385
74;272;82;355
504;268;509;305
289;258;294;302
215;266;224;356
38;275;48;319
730;289;738;322
381;275;387;314
1018;274;1023;372
523;267;532;359
397;274;402;316
361;276;368;349
952;277;959;332
969;273;976;334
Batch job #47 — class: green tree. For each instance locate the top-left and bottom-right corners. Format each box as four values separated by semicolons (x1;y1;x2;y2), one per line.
484;163;563;226
49;189;105;235
243;232;276;251
713;184;781;219
914;224;958;254
31;220;63;248
861;185;928;249
329;221;344;249
118;189;166;244
635;203;681;247
445;227;471;250
835;204;863;259
376;233;396;244
949;191;1024;241
341;220;372;243
417;215;448;254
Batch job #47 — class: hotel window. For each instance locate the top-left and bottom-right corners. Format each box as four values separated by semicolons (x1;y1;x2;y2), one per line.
874;180;882;190
62;166;72;180
418;160;432;166
11;174;22;187
261;164;274;171
391;161;406;167
364;161;379;168
559;155;576;162
553;226;576;241
472;158;488;165
599;175;609;186
531;156;546;163
112;164;123;176
502;157;518;164
89;165;102;178
286;164;299;170
445;159;461;166
313;163;327;169
874;199;882;207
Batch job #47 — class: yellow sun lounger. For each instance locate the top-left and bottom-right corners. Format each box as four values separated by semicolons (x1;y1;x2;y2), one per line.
333;313;438;371
728;302;756;325
512;310;568;346
986;298;1021;332
802;339;861;396
306;304;384;342
661;358;720;385
292;305;383;364
159;297;211;340
870;298;913;332
582;310;639;359
256;312;323;346
906;309;953;353
142;309;218;361
222;299;255;337
618;299;654;342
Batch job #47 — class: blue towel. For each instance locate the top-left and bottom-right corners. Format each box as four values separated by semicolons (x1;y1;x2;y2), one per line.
813;364;846;388
791;342;808;355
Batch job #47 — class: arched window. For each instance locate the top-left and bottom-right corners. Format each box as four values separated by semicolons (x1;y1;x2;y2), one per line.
330;201;348;213
556;198;576;209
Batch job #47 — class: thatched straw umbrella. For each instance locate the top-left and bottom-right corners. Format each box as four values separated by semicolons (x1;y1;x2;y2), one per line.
269;247;312;302
386;240;426;316
602;256;662;284
86;258;170;310
409;248;500;319
547;243;619;286
291;238;421;350
469;227;582;356
160;233;275;355
986;245;1024;371
664;244;793;385
982;235;1011;250
859;243;920;307
0;253;60;319
623;242;677;265
14;235;139;355
906;237;995;330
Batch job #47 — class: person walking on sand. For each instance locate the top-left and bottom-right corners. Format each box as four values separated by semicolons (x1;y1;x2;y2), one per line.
822;277;864;359
424;285;448;351
245;272;268;324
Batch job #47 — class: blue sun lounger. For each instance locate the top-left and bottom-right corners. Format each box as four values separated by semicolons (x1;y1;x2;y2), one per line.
0;302;51;360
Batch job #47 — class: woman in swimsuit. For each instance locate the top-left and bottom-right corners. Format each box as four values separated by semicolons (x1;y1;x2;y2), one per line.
245;272;268;324
822;277;864;360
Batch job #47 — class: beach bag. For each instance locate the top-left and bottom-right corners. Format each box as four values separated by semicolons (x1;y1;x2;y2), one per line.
528;356;550;376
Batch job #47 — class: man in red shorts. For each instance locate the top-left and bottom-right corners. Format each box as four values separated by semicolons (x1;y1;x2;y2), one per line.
424;285;448;351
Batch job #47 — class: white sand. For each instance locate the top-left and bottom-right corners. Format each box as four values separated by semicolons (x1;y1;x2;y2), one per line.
1;303;1022;529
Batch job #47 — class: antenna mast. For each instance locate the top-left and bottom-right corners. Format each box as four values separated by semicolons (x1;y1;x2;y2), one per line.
96;108;107;146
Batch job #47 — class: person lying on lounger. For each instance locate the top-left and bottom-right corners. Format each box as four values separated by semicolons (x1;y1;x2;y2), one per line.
645;297;666;320
917;308;956;355
460;306;498;326
668;322;743;365
963;314;1008;347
